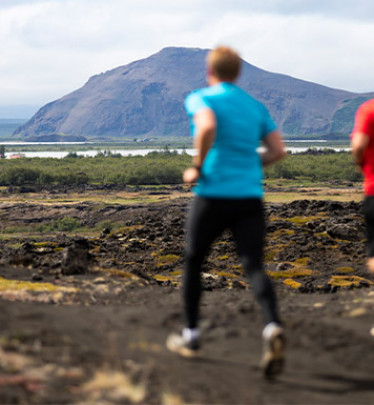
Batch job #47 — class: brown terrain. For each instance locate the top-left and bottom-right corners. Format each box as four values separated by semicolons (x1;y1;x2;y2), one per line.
0;186;374;404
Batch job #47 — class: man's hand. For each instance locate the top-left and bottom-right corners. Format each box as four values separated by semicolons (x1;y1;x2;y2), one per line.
261;130;287;167
367;257;374;274
351;131;369;168
193;108;216;168
183;167;200;184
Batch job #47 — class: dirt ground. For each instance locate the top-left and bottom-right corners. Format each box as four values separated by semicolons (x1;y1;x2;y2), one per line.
0;189;374;404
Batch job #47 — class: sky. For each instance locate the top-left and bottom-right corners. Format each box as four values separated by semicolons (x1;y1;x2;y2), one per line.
1;0;374;117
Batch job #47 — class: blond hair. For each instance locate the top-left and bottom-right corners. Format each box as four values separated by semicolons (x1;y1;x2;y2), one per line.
207;46;241;82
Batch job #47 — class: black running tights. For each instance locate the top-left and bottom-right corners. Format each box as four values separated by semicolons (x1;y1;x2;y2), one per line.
184;196;280;329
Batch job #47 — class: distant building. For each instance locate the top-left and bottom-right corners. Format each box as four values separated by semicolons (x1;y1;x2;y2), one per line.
9;153;26;159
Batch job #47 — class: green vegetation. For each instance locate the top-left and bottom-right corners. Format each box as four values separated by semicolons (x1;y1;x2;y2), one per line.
3;216;82;234
0;151;191;186
331;96;372;134
265;150;361;182
1;217;125;236
0;150;362;187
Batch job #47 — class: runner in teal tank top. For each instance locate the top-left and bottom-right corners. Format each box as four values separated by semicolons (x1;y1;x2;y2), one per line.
185;82;277;198
166;46;287;378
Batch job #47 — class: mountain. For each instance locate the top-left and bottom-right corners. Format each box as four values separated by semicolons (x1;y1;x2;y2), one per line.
13;47;374;140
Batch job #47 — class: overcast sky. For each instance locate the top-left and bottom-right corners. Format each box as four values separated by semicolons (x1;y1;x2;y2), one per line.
1;0;374;117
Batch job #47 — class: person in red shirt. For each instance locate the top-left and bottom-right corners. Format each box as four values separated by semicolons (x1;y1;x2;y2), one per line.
351;98;374;275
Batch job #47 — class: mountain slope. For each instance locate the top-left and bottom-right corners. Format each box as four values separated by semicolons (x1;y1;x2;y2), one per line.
13;47;374;140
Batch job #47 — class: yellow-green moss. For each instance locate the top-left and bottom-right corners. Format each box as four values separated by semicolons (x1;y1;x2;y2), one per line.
169;270;182;276
269;216;282;222
151;250;163;257
216;255;229;261
336;266;355;274
283;278;302;289
270;229;295;237
328;275;374;288
6;242;23;249
267;268;313;280
152;250;180;267
155;254;180;267
33;241;58;248
212;270;238;278
287;215;324;225
294;257;311;266
0;277;77;292
268;214;327;223
108;225;143;238
264;248;279;261
213;241;228;246
153;275;172;282
152;275;180;286
314;231;332;239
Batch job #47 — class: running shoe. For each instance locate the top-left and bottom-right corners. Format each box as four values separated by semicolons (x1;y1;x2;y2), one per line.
166;331;200;358
260;324;285;378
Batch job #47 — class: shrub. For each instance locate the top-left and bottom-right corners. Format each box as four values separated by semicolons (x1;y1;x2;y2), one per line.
57;217;81;232
1;167;40;186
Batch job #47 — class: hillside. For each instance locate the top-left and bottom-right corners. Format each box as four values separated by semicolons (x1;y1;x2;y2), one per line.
13;47;374;140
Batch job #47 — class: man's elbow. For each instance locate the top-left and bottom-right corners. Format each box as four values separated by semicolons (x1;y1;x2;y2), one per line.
201;122;217;135
352;148;365;166
199;126;216;143
275;147;287;161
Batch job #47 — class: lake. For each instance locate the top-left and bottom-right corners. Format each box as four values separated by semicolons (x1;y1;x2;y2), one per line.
4;147;350;159
1;140;350;159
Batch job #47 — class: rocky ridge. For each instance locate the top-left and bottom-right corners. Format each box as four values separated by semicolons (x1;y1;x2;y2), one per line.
14;47;374;140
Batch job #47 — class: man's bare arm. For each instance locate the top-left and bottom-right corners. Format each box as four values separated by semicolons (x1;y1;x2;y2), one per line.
351;131;369;167
261;130;287;167
183;108;216;184
192;108;217;167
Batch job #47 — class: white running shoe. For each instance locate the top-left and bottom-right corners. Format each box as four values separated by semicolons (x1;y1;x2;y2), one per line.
260;323;285;378
166;331;200;358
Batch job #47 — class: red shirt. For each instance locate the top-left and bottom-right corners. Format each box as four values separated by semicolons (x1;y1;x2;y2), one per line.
352;99;374;195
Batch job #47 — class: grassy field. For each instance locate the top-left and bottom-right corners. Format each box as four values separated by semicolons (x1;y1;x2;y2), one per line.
0;180;363;206
264;178;363;203
265;187;362;203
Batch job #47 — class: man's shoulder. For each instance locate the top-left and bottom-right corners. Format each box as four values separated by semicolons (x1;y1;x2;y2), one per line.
185;84;270;114
358;98;374;115
235;88;270;113
185;87;210;105
186;86;211;99
184;87;213;115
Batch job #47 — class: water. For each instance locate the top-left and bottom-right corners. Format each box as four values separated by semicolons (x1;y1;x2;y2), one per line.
5;148;196;159
3;143;351;159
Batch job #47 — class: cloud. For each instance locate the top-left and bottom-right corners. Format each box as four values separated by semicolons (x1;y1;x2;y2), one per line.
0;0;374;109
207;11;374;92
0;0;53;8
207;0;374;21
